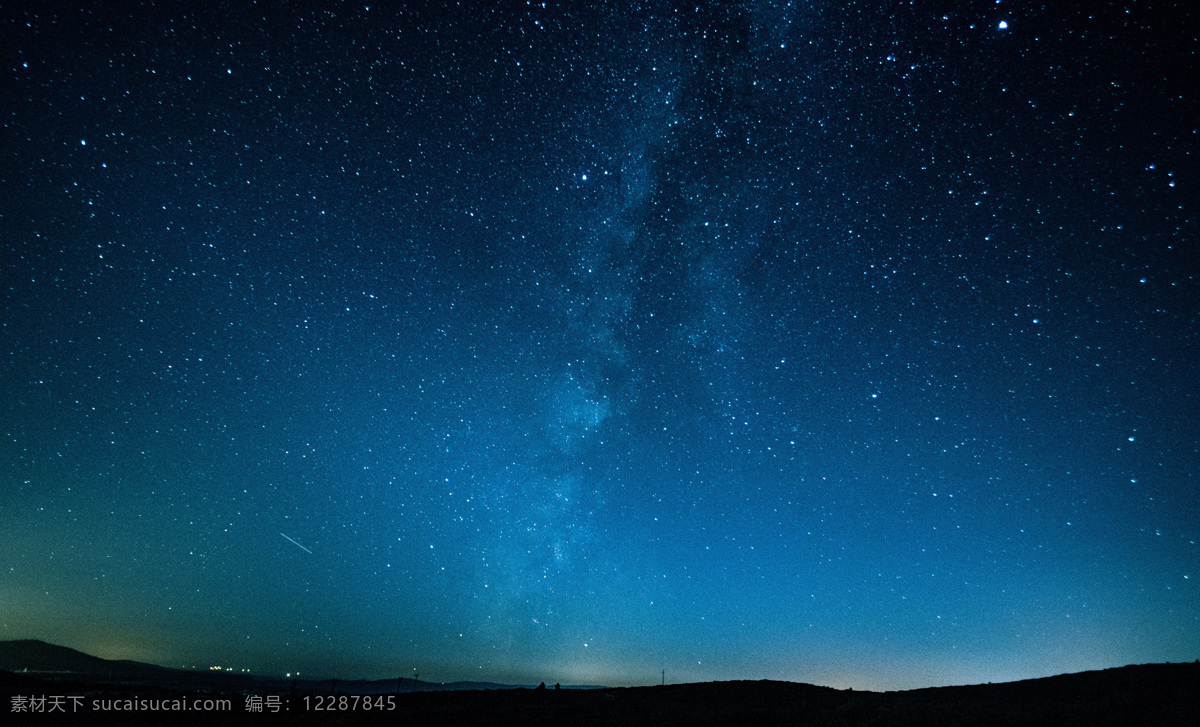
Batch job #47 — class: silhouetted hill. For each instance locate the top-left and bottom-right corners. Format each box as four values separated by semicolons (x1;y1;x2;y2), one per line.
0;640;584;694
1;640;1196;725
0;639;125;675
375;666;1199;726
0;639;280;691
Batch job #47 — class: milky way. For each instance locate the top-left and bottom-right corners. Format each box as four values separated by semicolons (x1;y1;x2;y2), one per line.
2;2;1196;689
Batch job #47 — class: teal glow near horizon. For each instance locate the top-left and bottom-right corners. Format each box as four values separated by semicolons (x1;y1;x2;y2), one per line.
2;1;1196;692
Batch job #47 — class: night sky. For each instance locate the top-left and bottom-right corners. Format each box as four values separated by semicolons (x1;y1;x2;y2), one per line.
2;1;1197;691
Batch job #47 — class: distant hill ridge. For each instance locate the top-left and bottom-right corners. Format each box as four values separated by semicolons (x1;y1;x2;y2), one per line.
0;639;120;674
2;638;1196;695
0;639;267;689
0;639;589;691
2;641;1198;726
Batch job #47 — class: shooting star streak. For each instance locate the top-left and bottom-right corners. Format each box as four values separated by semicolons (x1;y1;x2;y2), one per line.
280;532;312;554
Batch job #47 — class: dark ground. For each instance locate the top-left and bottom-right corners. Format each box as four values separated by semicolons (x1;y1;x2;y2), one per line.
3;662;1198;726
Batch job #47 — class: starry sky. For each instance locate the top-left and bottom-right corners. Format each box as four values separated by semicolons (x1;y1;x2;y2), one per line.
2;1;1197;691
